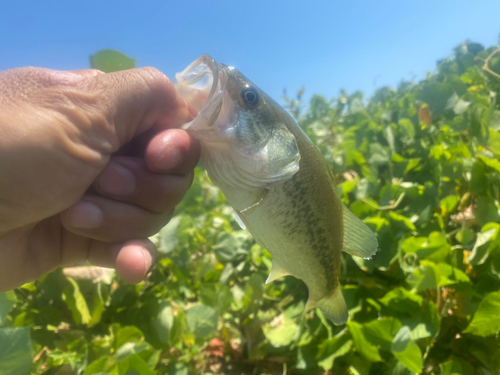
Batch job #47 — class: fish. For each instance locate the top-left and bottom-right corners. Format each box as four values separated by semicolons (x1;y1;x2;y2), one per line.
174;54;378;325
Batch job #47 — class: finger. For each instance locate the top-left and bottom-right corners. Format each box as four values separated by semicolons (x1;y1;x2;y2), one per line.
58;230;157;284
60;195;173;243
81;67;195;146
93;156;194;212
144;128;201;174
88;239;157;284
70;69;105;78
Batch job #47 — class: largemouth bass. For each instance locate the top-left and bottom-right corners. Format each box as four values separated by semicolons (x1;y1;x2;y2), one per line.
175;55;378;324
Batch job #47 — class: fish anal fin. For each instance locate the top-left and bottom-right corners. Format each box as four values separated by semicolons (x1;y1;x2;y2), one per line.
304;286;348;325
342;205;378;259
265;258;291;284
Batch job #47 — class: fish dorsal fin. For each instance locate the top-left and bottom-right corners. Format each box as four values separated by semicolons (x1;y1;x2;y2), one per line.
265;258;291;284
304;286;348;325
342;205;378;259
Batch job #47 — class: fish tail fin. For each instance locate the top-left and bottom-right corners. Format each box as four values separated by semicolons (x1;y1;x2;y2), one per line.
304;286;348;325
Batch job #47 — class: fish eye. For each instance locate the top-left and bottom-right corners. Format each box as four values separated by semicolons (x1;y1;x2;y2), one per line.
241;87;260;108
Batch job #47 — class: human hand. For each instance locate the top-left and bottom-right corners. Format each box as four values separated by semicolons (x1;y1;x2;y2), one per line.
0;67;200;292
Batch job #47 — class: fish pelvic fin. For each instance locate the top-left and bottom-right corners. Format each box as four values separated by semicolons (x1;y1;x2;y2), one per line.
304;286;348;325
342;205;378;259
265;258;291;284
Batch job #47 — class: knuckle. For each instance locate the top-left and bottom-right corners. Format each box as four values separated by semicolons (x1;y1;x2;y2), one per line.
135;67;177;104
138;67;170;83
86;69;105;76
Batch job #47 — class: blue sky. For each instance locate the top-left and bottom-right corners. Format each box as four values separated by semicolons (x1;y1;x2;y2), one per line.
2;0;499;104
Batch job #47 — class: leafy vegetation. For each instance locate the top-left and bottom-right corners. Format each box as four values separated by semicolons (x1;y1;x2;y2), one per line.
1;40;500;374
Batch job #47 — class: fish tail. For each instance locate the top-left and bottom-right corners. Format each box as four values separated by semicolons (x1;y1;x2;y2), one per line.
305;286;348;325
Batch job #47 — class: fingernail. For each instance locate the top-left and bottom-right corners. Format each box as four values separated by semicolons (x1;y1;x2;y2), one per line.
142;247;153;274
69;202;103;229
154;146;183;171
97;163;136;196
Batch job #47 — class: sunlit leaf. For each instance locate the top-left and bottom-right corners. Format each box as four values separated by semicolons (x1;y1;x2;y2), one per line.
0;327;31;375
62;277;91;325
263;315;298;347
89;49;136;72
347;321;382;362
464;291;500;337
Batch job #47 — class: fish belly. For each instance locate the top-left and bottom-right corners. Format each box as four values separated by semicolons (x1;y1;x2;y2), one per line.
239;168;343;302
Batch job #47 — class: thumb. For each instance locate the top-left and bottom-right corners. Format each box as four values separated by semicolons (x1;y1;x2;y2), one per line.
77;67;194;148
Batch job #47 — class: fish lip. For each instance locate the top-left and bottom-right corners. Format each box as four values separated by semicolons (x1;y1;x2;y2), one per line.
176;54;227;136
196;54;220;108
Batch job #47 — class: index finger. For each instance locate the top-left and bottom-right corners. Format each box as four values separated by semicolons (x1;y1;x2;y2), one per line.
3;66;195;152
78;67;195;147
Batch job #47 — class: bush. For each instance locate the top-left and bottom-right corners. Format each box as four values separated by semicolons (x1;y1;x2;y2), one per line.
1;42;500;374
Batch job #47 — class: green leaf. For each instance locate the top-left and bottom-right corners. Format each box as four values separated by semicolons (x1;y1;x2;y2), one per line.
166;362;189;375
115;341;149;362
379;287;423;313
213;231;250;263
114;326;144;350
45;349;84;367
469;158;488;194
474;196;500;227
85;357;115;375
440;195;460;216
464;291;500;337
440;359;474;375
445;92;470;115
185;305;218;340
417;82;458;117
392;340;423;373
388;212;416;231
0;292;16;326
388;359;415;375
347;321;382;362
469;223;499;265
401;232;451;263
364;317;402;352
62;277;91;325
117;353;156;375
317;329;352;370
157;215;182;253
408;261;438;292
455;227;475;244
0;327;32;375
399;118;415;138
391;325;411;352
436;262;470;286
88;283;105;327
153;303;174;344
89;49;136;72
262;315;298;347
487;130;500;155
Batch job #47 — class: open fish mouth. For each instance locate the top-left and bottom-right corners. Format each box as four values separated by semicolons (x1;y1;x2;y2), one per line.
174;54;227;139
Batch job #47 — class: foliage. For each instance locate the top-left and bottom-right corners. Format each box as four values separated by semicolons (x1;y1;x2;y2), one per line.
1;40;500;374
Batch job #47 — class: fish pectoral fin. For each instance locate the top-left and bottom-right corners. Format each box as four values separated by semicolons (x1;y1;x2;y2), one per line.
342;205;379;259
265;258;291;284
233;209;247;230
304;286;348;325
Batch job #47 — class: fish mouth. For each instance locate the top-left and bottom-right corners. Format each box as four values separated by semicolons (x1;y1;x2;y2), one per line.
174;54;227;140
